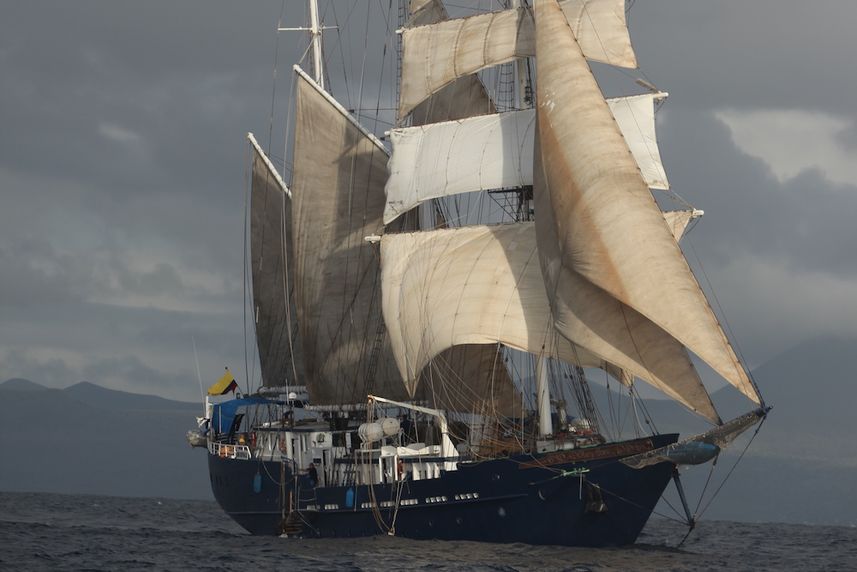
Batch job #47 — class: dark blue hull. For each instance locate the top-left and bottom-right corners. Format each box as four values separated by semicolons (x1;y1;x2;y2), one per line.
208;434;677;546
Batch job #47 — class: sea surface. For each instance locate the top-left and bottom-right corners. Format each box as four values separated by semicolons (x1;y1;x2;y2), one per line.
0;491;854;571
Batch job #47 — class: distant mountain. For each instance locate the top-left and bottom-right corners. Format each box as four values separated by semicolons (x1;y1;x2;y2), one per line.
652;336;857;526
0;379;210;501
708;335;857;465
0;378;48;392
63;381;200;412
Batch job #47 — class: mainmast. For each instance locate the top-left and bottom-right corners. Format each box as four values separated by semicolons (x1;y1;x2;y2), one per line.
278;0;326;89
308;0;324;89
511;0;550;438
535;353;552;437
512;0;532;109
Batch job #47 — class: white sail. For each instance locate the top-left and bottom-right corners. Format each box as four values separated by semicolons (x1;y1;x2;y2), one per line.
408;0;496;125
399;0;636;118
663;209;703;241
532;0;759;405
381;223;720;422
607;93;670;190
385;93;668;224
407;0;524;417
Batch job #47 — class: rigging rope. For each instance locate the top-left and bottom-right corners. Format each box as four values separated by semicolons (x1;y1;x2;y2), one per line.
695;415;767;520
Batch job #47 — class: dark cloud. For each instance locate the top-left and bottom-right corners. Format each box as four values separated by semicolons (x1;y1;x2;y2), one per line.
658;109;857;280
1;1;854;398
836;121;857;150
627;0;857;117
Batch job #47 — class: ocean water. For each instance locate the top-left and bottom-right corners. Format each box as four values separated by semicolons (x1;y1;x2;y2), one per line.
1;491;854;571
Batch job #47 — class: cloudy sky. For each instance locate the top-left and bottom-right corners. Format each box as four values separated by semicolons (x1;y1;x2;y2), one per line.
2;1;855;402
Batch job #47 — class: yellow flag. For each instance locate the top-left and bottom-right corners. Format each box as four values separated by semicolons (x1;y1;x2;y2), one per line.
207;368;238;396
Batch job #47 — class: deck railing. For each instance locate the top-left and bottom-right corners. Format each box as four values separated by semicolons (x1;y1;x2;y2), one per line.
209;441;252;460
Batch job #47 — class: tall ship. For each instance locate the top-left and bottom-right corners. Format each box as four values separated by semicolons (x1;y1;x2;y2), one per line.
188;0;769;546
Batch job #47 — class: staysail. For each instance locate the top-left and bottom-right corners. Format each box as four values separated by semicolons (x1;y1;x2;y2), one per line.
399;0;636;118
385;93;669;223
663;209;704;241
248;134;304;387
532;0;759;405
290;68;410;404
381;223;720;422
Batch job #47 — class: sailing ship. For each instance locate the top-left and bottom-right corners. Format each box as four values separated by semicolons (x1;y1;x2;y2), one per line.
188;0;769;546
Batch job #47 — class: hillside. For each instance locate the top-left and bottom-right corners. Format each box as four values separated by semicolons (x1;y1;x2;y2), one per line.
0;379;210;500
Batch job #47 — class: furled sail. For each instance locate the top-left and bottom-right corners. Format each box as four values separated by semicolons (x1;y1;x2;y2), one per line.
399;0;636;118
621;408;768;469
248;134;304;387
385;93;668;223
532;0;759;405
290;68;410;404
381;223;720;422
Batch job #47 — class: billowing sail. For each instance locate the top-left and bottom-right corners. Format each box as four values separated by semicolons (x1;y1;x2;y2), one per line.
385;93;668;223
248;134;304;387
399;0;636;118
381;223;720;422
407;0;520;418
290;68;409;404
408;0;495;125
532;0;758;405
422;343;522;418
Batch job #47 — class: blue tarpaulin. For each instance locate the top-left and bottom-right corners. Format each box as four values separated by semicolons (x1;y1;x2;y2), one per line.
212;396;279;434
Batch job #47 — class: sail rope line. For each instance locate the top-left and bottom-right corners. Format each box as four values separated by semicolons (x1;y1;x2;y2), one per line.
629;381;659;435
326;0;358;110
277;72;300;389
695;414;767;520
603;367;621;438
411;236;509;422
242;141;253;394
259;4;293;389
364;400;403;536
268;0;287;152
280;177;300;386
326;29;379;406
684;234;766;404
354;0;373;126
348;1;395;404
693;453;719;516
408;265;522;455
340;0;398;404
369;0;395;135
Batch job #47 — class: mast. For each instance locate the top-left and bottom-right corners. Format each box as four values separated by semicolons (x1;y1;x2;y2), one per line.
308;0;324;89
512;0;531;109
512;0;548;439
278;0;326;90
535;354;552;437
